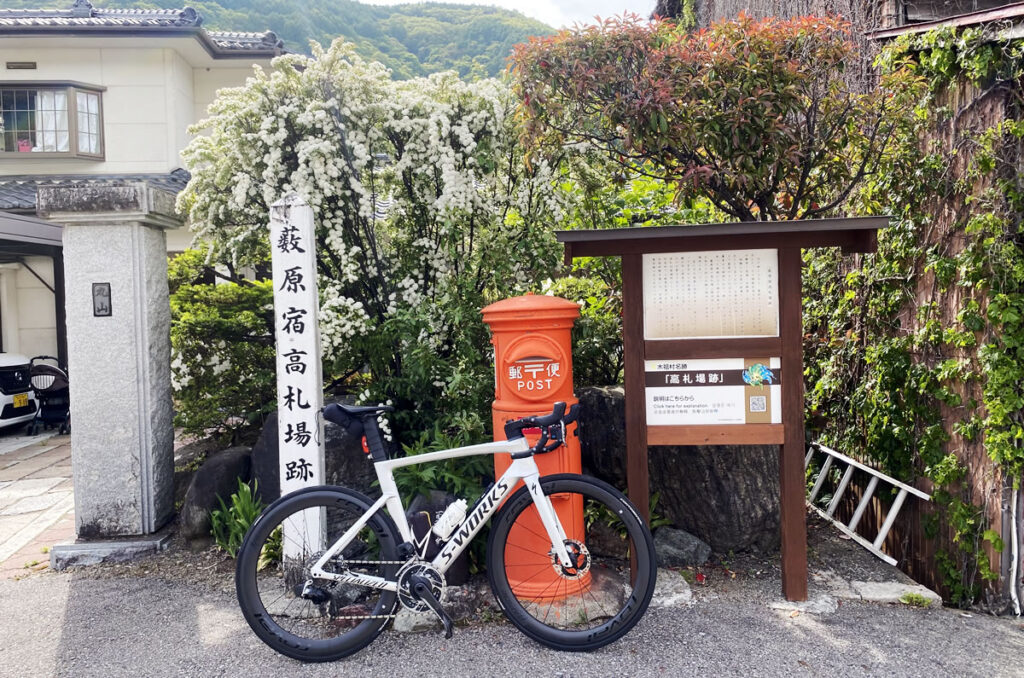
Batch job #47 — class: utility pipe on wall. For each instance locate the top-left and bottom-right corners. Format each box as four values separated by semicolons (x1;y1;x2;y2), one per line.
1012;485;1021;617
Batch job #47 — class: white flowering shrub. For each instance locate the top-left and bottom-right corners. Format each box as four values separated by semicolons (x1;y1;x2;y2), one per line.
178;41;564;441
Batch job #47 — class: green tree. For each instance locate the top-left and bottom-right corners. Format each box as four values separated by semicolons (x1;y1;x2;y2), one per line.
0;0;554;79
511;13;922;221
169;250;276;440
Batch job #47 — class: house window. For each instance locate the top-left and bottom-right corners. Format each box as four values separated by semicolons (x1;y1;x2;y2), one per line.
0;85;103;158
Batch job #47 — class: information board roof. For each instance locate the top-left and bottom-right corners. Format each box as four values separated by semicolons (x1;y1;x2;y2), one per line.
556;216;889;257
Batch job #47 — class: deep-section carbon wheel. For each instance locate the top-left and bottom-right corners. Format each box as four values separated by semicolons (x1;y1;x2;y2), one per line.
486;474;657;651
235;486;402;662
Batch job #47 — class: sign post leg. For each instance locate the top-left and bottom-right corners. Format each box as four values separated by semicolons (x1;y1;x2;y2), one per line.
622;254;648;582
622;254;650;525
778;247;808;601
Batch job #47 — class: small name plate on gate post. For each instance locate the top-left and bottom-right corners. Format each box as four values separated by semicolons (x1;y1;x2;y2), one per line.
92;282;111;317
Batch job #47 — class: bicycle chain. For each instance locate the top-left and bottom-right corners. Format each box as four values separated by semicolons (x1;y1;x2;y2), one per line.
305;559;431;621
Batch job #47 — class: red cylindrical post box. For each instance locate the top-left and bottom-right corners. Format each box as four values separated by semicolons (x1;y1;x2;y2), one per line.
481;293;586;600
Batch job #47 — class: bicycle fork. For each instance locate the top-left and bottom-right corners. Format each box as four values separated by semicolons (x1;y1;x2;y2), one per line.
520;467;575;570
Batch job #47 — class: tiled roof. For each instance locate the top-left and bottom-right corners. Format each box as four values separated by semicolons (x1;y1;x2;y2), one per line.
206;30;284;52
0;168;191;211
0;2;202;27
0;1;283;56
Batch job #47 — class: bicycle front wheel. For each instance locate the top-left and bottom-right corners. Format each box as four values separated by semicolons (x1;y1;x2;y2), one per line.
235;486;402;662
486;474;657;651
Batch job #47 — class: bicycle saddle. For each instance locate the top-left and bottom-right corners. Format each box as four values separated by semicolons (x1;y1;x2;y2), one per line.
333;403;394;416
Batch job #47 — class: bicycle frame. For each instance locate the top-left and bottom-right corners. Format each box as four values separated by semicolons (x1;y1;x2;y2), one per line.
306;436;575;592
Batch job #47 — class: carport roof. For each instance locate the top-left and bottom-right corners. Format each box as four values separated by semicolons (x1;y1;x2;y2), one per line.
0;210;61;247
0;168;191;211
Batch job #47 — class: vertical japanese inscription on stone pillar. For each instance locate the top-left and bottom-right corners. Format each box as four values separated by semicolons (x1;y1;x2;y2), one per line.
270;196;325;556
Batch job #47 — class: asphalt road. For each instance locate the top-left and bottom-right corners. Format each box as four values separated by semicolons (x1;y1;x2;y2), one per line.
2;570;1023;678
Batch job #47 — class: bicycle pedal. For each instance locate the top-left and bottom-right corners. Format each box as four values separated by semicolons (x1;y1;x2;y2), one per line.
409;574;454;639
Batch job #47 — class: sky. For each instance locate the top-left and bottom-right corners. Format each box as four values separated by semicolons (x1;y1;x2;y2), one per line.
360;0;658;29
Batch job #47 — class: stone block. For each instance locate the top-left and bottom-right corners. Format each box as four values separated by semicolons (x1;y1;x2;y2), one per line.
179;447;252;540
654;526;711;567
50;531;171;570
650;568;694;608
851;580;943;606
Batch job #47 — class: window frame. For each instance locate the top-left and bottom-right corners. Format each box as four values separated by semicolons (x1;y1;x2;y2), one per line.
0;81;106;160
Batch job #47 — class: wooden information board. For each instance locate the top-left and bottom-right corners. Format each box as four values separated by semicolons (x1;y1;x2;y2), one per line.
557;217;888;601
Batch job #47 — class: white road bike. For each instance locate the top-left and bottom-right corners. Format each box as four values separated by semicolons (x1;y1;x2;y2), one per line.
235;402;657;662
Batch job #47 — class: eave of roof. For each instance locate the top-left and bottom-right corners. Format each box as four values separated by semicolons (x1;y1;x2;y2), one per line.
0;169;191;212
0;1;284;59
869;1;1024;40
0;210;62;248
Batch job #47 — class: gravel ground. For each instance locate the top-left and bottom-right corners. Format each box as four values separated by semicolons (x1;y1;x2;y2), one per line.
2;518;1023;678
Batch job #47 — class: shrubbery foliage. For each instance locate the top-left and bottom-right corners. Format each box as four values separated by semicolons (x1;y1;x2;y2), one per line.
511;13;919;222
803;27;1024;605
178;41;564;443
169;250;276;440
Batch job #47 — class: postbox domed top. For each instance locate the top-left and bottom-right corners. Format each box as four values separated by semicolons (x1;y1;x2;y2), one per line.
481;293;581;326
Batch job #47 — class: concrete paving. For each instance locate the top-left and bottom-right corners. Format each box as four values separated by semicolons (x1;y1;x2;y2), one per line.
1;565;1022;677
1;434;1021;676
0;431;73;579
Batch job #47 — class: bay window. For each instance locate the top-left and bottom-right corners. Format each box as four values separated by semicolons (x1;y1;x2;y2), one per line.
0;83;103;158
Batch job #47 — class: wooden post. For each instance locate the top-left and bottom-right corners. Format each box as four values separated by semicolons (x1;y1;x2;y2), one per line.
778;247;807;601
622;253;650;524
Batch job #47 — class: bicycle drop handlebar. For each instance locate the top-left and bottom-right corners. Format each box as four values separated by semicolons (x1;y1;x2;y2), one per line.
503;401;580;457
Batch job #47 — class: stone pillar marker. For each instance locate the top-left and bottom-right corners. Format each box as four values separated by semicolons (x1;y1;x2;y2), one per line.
39;181;180;559
270;195;325;556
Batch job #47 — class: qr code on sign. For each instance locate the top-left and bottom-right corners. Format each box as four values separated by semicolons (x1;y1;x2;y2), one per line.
749;396;767;413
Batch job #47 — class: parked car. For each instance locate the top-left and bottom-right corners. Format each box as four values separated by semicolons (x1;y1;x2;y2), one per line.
0;353;37;429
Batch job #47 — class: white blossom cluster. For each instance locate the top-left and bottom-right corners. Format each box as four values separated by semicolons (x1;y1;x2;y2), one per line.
319;281;372;356
170;350;190;390
179;39;568;422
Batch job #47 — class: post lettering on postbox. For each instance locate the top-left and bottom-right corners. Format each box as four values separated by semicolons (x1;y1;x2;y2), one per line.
271;195;325;507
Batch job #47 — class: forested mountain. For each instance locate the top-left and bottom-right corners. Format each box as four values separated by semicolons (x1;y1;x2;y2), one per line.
0;0;554;78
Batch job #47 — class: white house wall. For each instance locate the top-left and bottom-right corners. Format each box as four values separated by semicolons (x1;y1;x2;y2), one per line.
0;42;271;176
193;66;258;127
169;49;195;170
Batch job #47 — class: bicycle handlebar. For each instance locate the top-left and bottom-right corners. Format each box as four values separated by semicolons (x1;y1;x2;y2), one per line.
503;402;581;457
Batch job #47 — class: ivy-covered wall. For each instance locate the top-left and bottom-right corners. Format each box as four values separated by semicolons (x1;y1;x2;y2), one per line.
803;27;1024;608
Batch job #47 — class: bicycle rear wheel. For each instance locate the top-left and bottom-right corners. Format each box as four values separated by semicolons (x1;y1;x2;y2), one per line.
486;474;657;651
235;486;402;662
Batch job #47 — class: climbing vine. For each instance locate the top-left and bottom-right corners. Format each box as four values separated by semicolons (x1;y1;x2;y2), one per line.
804;26;1024;607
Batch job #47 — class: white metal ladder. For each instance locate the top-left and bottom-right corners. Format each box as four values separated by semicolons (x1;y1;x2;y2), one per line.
805;443;931;566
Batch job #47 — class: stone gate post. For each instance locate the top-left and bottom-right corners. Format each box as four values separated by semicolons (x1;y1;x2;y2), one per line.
38;181;180;549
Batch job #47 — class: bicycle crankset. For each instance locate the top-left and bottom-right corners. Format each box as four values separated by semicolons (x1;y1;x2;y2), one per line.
397;562;453;638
